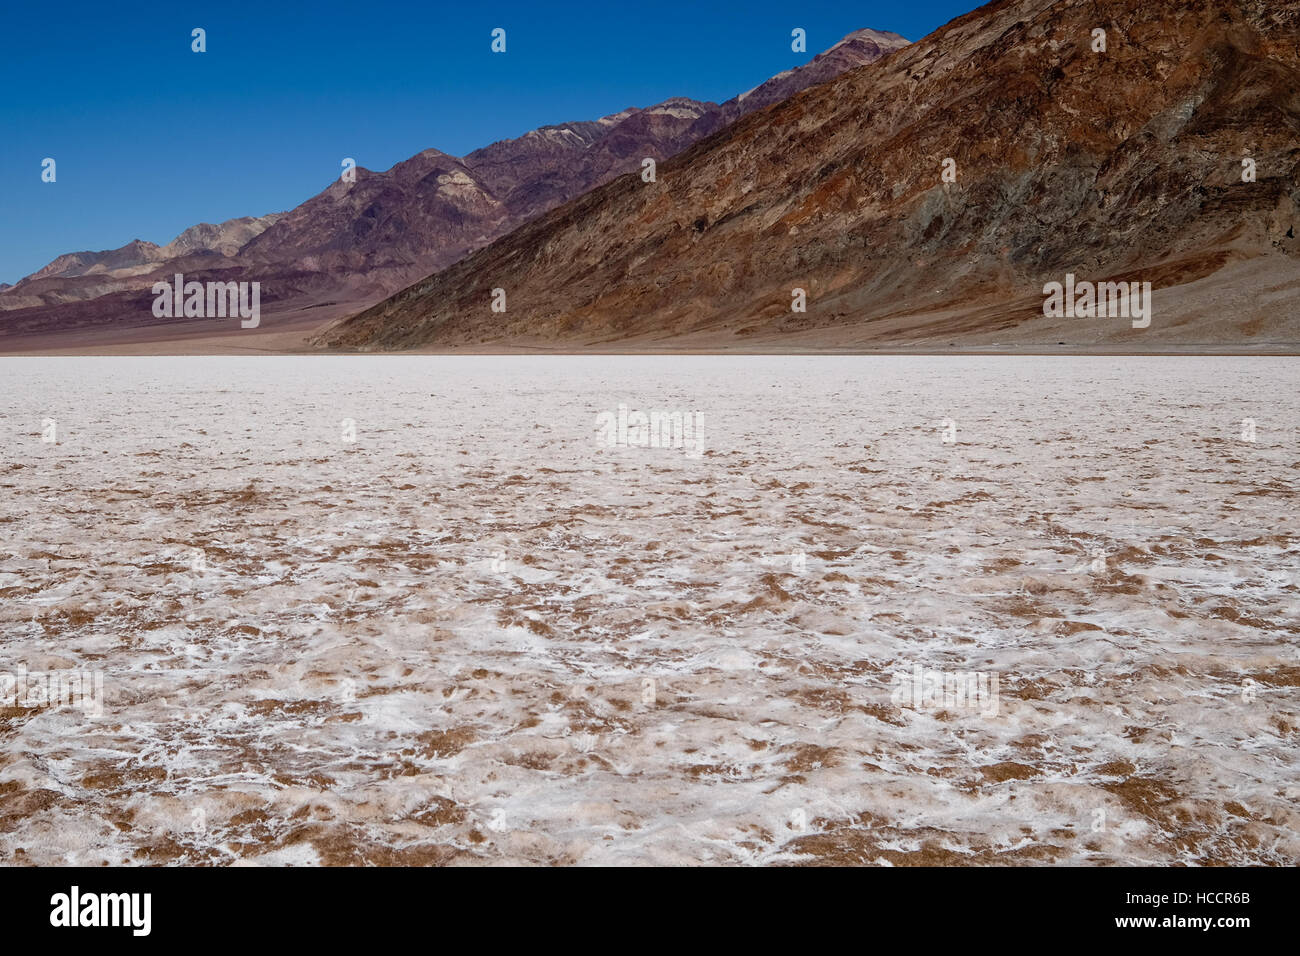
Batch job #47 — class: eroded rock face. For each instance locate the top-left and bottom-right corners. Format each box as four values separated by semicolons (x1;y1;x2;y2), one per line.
160;216;287;260
0;30;905;344
319;0;1299;351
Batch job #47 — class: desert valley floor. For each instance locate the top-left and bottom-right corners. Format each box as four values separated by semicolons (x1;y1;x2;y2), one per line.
0;355;1296;865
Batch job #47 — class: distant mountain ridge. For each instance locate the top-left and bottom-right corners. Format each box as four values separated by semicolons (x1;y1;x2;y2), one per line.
0;28;908;344
22;215;286;284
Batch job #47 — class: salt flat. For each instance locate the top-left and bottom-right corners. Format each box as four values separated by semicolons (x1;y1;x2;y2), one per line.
0;356;1296;865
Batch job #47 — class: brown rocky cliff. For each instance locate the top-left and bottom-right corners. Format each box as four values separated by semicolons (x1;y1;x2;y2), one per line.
317;0;1299;351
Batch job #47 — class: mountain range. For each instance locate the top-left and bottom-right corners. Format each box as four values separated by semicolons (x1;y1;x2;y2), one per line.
0;29;909;348
317;0;1300;352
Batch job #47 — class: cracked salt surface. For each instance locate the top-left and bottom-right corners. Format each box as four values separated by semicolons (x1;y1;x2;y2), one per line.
0;355;1297;865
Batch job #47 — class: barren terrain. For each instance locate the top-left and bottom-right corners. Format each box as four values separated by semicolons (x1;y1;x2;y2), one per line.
0;356;1296;865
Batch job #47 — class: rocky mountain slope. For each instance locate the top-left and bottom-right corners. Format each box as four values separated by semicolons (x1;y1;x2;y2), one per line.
687;29;913;141
234;100;721;282
0;29;906;345
317;0;1299;351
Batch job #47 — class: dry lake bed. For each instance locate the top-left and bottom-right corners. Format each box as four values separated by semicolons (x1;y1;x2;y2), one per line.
0;355;1296;865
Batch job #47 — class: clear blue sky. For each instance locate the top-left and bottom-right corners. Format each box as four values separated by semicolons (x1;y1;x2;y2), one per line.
0;0;977;284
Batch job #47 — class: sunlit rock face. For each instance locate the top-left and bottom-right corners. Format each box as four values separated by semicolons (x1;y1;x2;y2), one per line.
319;0;1298;352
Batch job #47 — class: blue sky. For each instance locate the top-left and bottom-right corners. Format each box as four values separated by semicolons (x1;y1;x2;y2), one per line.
0;0;976;284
